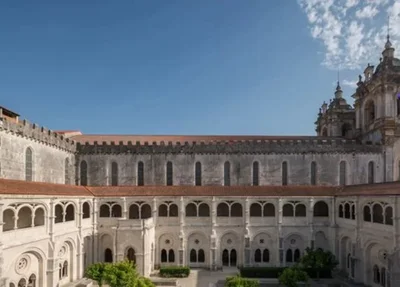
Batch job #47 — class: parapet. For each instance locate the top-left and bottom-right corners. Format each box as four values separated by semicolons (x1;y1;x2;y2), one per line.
0;117;77;152
77;138;382;155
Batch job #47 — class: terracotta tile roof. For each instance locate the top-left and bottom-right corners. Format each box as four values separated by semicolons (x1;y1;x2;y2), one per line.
71;134;338;145
340;181;400;196
0;178;93;197
87;185;339;197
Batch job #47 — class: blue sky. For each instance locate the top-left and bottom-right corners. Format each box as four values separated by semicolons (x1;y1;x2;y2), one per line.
0;0;399;135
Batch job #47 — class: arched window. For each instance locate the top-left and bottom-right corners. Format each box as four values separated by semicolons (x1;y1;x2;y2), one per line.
365;100;375;126
310;161;317;185
18;279;26;287
363;206;371;222
82;202;90;219
341;123;352;137
381;267;386;286
295;204;306;217
322;127;328;136
294;249;301;262
100;204;110;217
398;160;400;181
313;201;329;217
80;161;88;186
339;161;346;186
282;161;288;186
169;204;178;217
105;248;113;263
250;203;262;217
385;206;393;225
198;249;205;262
65;158;70;184
140;204;152;219
224;161;231;186
34;208;45;226
190;249;197;263
286;249;293;263
166;161;173;186
198;203;210;217
168;249;175;262
252;161;259;186
373;265;380;283
126;248;136;263
25;147;33;181
368;161;375;184
111;204;122;217
397;97;400;116
62;261;68;277
28;274;36;287
263;249;270;262
195;162;202;186
230;203;243;217
65;204;75;221
111;162;118;186
263;203;275;217
158;204;168;217
344;203;350;219
55;204;63;223
283;204;294;217
338;204;344;218
372;203;384;224
185;203;197;217
254;249;261;262
161;249;167;263
217;202;229;217
17;206;32;229
3;209;15;232
129;204;140;219
137;161;144;186
351;204;356;219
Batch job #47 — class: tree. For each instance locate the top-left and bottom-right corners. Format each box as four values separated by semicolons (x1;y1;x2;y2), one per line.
278;267;309;287
300;247;338;279
85;260;155;287
85;262;106;287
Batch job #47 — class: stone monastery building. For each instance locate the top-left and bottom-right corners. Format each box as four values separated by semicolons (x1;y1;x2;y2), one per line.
1;37;400;287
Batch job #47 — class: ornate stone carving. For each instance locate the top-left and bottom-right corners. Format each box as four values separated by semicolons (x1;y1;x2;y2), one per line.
15;254;30;275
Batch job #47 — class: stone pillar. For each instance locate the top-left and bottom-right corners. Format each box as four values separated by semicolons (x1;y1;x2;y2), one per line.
152;198;157;225
211;197;217;270
179;197;185;267
112;227;118;262
122;197;127;219
244;198;251;266
354;199;363;283
278;198;283;266
309;198;314;248
92;198;99;263
77;200;84;278
329;197;337;255
47;257;60;287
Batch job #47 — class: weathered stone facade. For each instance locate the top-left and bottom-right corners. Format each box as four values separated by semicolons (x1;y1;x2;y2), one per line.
1;37;400;287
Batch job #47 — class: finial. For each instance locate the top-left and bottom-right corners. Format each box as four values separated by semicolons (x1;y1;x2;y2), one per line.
385;15;392;49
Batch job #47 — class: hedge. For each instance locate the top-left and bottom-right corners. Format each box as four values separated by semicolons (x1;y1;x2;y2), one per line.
225;276;259;287
239;267;332;279
159;266;190;278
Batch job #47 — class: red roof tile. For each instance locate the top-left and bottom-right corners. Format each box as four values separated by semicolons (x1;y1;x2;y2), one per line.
0;178;93;197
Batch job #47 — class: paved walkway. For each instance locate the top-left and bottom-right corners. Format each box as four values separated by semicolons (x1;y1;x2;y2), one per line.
177;268;238;287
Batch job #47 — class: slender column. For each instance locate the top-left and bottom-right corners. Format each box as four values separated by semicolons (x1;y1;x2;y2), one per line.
210;197;217;270
244;198;251;267
92;198;99;263
278;198;283;266
309;198;314;248
122;197;127;219
152;197;157;225
0;202;5;287
179;197;185;267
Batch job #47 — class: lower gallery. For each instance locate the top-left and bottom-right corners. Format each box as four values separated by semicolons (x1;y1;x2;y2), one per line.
0;180;399;287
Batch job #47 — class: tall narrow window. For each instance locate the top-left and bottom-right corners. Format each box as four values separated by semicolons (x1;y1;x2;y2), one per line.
339;161;346;186
252;161;259;186
65;158;70;184
195;162;202;186
368;161;374;184
398;160;400;181
166;161;173;186
137;161;144;186
80;161;88;186
282;161;288;186
224;161;231;186
397;97;400;116
111;162;118;186
310;161;317;185
25;147;33;181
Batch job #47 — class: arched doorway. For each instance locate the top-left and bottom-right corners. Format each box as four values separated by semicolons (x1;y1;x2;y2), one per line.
126;248;136;263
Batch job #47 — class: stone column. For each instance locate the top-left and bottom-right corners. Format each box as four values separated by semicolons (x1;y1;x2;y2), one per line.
77;200;84;278
309;198;314;248
122;197;127;219
329;197;337;255
278;198;283;266
152;198;158;226
179;197;185;267
244;198;251;267
92;198;99;263
354;199;363;283
211;197;217;270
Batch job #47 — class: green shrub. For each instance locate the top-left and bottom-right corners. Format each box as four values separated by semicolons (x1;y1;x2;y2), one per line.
225;276;259;287
278;267;309;287
159;266;190;278
239;267;286;278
